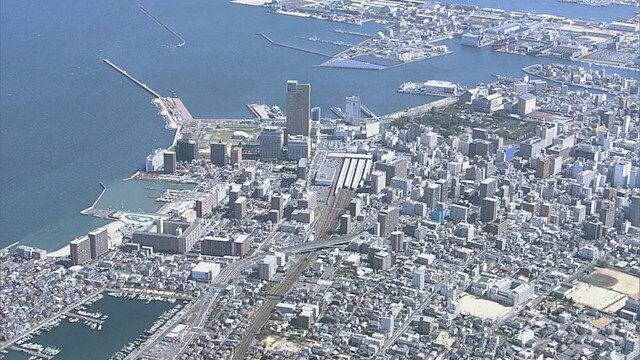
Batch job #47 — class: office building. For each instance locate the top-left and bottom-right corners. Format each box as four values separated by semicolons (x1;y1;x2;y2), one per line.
371;250;392;271
424;183;441;209
630;196;640;227
70;237;91;265
210;142;230;166
234;196;247;219
132;219;201;254
518;93;536;117
339;214;350;235
200;234;250;257
480;197;499;222
230;146;242;165
371;171;386;194
259;255;277;281
345;95;361;125
378;207;399;236
287;135;310;161
297;158;307;180
375;160;408;181
271;193;285;216
163;151;176;174
176;139;197;162
519;137;544;159
390;231;406;252
479;178;498;199
450;204;468;222
412;267;426;289
88;227;109;259
259;126;284;160
286;80;311;137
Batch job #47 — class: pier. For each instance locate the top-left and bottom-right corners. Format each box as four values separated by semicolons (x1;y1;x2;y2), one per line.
8;345;54;360
66;312;105;325
103;58;162;98
256;33;332;58
139;6;186;47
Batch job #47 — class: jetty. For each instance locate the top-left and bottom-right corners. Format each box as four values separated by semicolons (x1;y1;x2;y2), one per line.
80;182;107;215
139;6;186;47
103;58;162;98
256;33;332;58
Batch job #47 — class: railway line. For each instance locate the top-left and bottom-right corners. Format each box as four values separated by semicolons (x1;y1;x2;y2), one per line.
232;187;354;359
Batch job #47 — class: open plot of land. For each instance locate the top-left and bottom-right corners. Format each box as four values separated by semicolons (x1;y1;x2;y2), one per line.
459;294;513;320
585;268;640;299
261;335;309;355
567;282;627;313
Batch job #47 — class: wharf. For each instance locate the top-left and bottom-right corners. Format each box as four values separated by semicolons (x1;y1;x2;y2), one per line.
110;287;196;301
8;345;54;360
171;98;194;122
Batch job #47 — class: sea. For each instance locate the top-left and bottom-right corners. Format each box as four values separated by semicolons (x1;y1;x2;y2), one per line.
0;0;636;252
0;0;637;358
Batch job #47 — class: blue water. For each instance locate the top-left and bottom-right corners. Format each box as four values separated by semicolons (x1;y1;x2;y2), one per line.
0;0;637;251
3;295;183;360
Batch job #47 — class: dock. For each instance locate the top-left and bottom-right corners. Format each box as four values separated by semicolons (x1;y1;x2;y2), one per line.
8;345;54;360
139;6;186;47
103;58;162;98
256;33;332;58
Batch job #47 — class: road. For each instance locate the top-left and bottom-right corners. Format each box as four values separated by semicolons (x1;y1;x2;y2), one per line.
378;248;491;355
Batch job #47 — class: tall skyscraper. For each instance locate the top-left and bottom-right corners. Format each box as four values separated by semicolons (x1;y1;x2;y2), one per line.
286;80;311;137
345;95;361;125
210;141;230;167
163;151;176;174
176;139;197;162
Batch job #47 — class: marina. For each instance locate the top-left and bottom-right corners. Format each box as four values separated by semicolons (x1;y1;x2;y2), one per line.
2;293;184;360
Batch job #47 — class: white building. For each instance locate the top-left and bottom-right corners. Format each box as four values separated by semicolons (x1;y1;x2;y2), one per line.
145;148;166;172
259;255;278;281
578;245;600;260
191;262;221;282
518;93;536;117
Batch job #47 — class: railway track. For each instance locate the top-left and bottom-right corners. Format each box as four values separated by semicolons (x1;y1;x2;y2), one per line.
232;188;354;359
